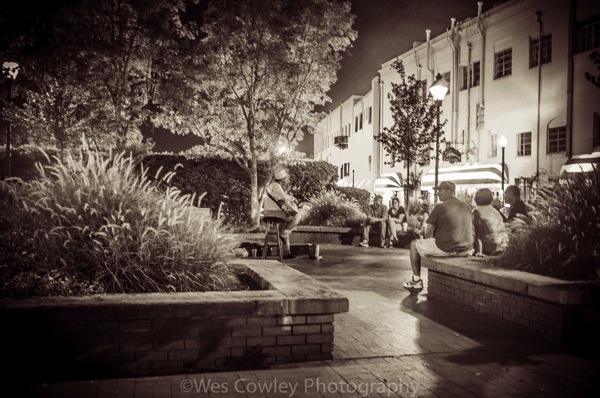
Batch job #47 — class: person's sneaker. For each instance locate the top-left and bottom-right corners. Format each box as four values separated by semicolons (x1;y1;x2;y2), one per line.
391;236;398;242
403;277;423;290
380;242;387;248
359;240;369;247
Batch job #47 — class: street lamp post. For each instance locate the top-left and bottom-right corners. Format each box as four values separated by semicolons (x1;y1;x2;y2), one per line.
2;61;19;179
498;135;508;204
428;73;448;204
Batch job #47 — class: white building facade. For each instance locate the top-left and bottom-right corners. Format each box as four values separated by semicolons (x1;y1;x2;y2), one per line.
314;0;600;205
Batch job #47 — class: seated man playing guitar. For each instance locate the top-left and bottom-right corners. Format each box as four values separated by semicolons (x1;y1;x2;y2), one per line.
264;168;301;259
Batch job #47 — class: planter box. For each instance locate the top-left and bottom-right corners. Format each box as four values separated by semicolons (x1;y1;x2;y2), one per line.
423;257;600;350
0;261;348;382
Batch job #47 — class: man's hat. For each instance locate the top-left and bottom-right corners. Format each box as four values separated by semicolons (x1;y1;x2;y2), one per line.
433;181;456;192
374;194;383;201
274;169;288;180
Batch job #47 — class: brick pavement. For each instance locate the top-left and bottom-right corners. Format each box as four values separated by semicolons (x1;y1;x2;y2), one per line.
24;244;600;397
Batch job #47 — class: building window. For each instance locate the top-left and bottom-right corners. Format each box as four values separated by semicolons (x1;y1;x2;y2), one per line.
421;79;428;100
491;134;498;157
517;132;532;156
368;155;372;172
530;34;552;68
460;62;480;90
494;48;512;79
472;61;480;87
547;126;566;153
354;116;358;132
368;107;372;124
576;19;600;53
359;112;363;130
461;66;468;91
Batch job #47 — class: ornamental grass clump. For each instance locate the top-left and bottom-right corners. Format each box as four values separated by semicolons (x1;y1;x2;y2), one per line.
302;190;366;228
493;167;600;281
0;147;244;297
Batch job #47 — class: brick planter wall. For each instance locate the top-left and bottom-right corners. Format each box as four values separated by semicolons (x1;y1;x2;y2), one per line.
1;260;348;383
423;257;600;350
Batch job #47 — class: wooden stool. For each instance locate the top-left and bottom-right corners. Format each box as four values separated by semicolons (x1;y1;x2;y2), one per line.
262;216;285;261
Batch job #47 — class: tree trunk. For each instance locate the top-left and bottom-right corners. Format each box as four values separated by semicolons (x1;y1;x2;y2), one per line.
250;155;260;227
405;159;411;216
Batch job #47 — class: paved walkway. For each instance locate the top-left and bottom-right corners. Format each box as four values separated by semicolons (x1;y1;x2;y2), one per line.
25;244;600;397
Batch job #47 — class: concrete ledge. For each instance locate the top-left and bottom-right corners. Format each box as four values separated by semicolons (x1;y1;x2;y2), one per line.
1;261;348;382
423;256;600;345
291;226;418;247
423;257;600;305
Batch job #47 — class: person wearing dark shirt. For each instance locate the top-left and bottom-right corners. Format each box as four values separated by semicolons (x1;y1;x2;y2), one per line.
504;185;529;222
403;181;474;290
386;197;406;246
359;194;388;248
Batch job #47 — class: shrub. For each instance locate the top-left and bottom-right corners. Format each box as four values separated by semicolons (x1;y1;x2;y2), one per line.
0;147;246;297
142;155;264;225
288;161;338;204
334;186;371;212
301;190;366;227
493;168;600;281
142;156;337;225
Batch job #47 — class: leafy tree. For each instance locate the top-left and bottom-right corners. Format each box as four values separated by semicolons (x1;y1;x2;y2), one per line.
6;0;199;153
168;0;356;225
12;63;92;160
61;0;200;150
375;60;444;212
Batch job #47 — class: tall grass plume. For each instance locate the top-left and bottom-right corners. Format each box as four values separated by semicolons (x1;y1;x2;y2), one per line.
0;144;246;296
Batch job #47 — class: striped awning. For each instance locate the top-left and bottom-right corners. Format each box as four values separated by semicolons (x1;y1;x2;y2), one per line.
421;164;508;188
560;152;600;174
374;172;404;192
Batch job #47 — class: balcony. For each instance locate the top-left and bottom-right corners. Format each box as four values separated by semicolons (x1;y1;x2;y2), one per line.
334;135;348;149
443;141;465;164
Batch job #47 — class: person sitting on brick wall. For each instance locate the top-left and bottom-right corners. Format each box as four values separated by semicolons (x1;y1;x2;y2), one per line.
404;181;474;291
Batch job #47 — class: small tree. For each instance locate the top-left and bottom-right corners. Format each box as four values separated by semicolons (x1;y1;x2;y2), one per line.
375;60;444;212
